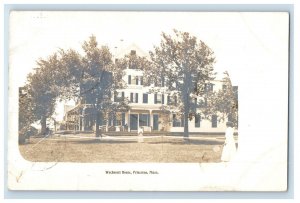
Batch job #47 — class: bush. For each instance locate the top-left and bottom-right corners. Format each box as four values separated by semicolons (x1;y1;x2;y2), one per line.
19;126;38;144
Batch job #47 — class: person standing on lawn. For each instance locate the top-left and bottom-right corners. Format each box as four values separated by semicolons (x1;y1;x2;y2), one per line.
221;121;236;162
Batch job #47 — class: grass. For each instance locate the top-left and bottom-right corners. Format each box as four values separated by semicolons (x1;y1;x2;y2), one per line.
19;134;227;163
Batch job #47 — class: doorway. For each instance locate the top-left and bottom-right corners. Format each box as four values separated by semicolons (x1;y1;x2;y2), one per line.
130;114;138;131
153;114;159;131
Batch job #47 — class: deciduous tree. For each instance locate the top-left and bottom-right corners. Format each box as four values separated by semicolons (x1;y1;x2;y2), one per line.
212;71;238;127
60;35;129;137
24;54;60;135
144;30;216;138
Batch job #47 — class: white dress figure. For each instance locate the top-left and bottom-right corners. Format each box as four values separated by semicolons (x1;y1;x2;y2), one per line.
221;122;237;162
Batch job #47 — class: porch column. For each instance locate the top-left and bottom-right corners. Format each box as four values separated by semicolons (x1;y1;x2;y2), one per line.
149;110;152;132
78;110;81;131
82;107;86;131
128;110;131;132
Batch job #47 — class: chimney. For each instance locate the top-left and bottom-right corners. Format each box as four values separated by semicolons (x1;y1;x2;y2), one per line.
130;50;136;56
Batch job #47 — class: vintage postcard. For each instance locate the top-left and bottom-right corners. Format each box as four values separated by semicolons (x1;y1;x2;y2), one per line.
8;11;289;191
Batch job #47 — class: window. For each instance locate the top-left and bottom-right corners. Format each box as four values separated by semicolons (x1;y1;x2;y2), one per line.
143;93;148;103
154;76;165;87
130;93;138;103
129;62;137;69
122;112;126;126
192;98;198;107
111;118;115;126
129;51;138;69
128;75;143;85
114;91;124;102
128;75;137;84
109;114;118;126
212;115;218;128
136;76;143;85
154;94;164;104
128;75;131;84
199;98;207;107
205;83;214;92
173;114;181;127
157;94;162;103
139;114;150;126
195;114;201;128
181;116;185;127
227;114;233;122
167;95;177;105
167;95;170;104
114;118;122;126
131;76;137;85
173;114;184;127
140;76;143;85
233;86;238;99
135;76;144;85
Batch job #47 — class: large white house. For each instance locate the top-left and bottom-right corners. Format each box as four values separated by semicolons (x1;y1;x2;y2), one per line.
64;45;237;134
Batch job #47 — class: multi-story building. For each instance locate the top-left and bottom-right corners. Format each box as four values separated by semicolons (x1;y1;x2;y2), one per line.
64;45;238;134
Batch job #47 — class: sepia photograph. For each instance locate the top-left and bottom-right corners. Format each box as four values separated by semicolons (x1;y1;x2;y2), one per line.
8;11;289;191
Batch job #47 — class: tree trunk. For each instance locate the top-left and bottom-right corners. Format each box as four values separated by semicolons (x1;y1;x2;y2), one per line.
182;70;192;140
40;116;47;136
183;93;190;140
95;111;102;137
183;110;189;139
105;112;109;132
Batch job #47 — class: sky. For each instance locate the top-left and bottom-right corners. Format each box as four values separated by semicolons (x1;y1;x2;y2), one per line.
9;11;288;87
9;11;289;121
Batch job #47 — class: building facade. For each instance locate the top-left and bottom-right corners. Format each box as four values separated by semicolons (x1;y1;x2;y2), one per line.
64;45;237;134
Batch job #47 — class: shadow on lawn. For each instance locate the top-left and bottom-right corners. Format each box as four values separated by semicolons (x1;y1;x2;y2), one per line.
66;139;137;144
148;139;224;146
58;137;225;145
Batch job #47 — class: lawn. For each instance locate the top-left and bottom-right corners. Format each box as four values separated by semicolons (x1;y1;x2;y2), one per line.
19;134;227;163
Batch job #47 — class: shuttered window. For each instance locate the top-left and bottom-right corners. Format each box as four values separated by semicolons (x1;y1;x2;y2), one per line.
173;114;184;127
154;94;164;104
212;115;218;128
143;93;148;103
195;114;201;128
128;75;131;84
130;93;138;103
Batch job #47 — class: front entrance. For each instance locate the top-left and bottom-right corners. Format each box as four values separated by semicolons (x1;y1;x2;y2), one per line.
153;114;159;131
130;114;138;130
